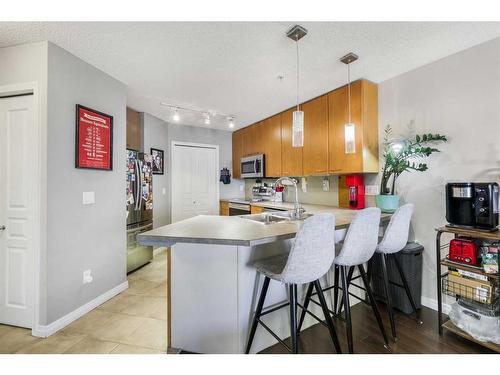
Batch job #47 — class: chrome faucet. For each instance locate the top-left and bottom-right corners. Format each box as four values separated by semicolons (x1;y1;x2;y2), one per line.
274;177;304;218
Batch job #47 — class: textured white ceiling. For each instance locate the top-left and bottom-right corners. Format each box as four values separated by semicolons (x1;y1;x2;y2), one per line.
1;22;499;130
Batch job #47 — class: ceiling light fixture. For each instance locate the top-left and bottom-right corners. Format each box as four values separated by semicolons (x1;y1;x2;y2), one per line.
172;107;180;122
286;24;308;148
340;52;359;154
161;103;234;128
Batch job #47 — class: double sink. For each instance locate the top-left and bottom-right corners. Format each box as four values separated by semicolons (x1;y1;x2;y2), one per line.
240;210;313;225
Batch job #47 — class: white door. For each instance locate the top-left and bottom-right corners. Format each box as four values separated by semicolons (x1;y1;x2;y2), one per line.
171;143;219;223
0;95;35;328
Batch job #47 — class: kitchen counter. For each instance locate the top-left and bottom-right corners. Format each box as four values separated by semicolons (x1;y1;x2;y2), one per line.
138;205;391;354
138;206;389;248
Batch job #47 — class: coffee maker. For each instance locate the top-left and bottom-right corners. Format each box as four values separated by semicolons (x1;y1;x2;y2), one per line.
445;182;499;231
346;174;365;210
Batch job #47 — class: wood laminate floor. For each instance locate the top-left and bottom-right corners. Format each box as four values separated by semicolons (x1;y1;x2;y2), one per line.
260;303;495;354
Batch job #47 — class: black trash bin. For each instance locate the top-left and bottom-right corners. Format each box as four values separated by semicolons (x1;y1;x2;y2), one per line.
370;242;424;314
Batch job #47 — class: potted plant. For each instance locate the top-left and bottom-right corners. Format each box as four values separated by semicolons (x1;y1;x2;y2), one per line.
376;125;447;212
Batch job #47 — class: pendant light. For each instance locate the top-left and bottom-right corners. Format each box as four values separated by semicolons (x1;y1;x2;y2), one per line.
286;25;308;148
340;52;358;154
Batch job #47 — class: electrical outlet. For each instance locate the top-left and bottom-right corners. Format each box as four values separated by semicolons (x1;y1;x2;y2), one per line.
239;183;244;192
83;269;93;284
322;177;330;192
365;185;380;196
162;187;166;195
301;177;307;193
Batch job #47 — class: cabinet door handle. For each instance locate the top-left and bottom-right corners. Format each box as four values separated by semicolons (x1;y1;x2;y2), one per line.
0;225;6;231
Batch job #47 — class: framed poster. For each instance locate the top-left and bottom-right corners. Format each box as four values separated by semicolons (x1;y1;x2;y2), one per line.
75;104;113;170
151;148;164;175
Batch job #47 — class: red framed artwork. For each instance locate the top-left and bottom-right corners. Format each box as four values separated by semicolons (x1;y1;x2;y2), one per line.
75;104;113;170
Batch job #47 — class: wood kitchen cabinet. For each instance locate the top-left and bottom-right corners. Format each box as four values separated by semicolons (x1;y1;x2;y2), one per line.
231;79;378;178
220;201;229;216
261;114;282;177
302;95;329;176
232;130;244;179
126;107;141;151
280;108;303;176
328;80;379;174
250;205;264;214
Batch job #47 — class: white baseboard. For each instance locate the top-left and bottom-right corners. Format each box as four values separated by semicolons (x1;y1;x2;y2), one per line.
421;296;451;315
32;281;129;338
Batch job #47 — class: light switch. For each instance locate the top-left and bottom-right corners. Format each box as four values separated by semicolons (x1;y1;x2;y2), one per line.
301;177;307;193
82;191;95;205
162;187;166;195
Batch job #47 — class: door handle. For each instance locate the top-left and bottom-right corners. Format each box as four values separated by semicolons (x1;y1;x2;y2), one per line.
0;225;6;231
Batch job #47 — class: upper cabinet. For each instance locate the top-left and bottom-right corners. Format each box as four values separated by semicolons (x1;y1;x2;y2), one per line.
261;114;282;177
126;107;141;151
232;130;244;179
231;79;379;178
328;80;379;174
302;95;329;176
281;108;303;176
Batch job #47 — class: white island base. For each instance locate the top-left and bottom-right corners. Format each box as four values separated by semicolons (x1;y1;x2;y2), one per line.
171;232;347;354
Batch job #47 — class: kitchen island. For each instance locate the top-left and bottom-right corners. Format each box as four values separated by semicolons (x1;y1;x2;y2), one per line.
138;206;391;354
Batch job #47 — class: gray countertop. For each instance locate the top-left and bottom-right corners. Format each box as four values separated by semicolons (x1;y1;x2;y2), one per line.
138;205;391;247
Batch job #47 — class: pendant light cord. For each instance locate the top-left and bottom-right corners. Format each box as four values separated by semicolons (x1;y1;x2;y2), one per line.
347;62;352;124
296;34;300;112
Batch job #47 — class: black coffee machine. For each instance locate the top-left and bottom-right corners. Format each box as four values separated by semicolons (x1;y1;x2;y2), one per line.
445;182;499;231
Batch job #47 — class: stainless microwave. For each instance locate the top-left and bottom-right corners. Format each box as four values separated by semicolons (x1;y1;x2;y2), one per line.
240;154;264;178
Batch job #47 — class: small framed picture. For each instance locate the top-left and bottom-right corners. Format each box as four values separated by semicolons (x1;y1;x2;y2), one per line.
150;148;164;175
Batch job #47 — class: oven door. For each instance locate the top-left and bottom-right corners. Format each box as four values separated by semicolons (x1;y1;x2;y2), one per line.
241;155;264;178
229;203;251;216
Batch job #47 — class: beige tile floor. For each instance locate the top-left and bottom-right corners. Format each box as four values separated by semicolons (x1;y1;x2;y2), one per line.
0;249;168;354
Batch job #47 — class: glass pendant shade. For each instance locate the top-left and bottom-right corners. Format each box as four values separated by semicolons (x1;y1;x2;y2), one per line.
292;110;304;147
344;122;356;154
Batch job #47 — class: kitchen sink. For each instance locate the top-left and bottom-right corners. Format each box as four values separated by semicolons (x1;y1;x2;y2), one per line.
240;211;313;225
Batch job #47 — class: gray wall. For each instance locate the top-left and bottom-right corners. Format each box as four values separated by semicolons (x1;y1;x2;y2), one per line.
46;43;127;324
365;37;500;307
143;113;170;227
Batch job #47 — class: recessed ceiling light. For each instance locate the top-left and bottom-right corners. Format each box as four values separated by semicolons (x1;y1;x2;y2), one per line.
172;108;180;122
228;117;235;128
204;113;211;125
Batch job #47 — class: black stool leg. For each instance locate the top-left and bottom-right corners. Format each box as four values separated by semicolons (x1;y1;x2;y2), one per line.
297;282;314;333
314;280;342;353
380;253;397;341
245;276;270;354
289;284;299;354
337;266;354;316
358;264;389;348
333;266;340;315
340;266;354;353
393;253;422;324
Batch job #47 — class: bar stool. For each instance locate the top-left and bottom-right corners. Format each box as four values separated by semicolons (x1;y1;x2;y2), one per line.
245;213;342;354
371;203;421;341
298;207;389;354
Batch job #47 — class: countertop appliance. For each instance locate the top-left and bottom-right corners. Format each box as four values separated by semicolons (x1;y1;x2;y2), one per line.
346;174;365;209
240;154;264;179
252;184;274;202
449;238;481;265
228;202;251;216
126;149;154;272
446;182;499;231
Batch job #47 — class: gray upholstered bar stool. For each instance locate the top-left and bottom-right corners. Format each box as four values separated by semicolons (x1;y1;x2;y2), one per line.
245;213;342;354
299;207;389;354
371;203;421;341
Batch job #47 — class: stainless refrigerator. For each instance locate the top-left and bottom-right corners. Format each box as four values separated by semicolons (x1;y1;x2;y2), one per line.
126;149;154;273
